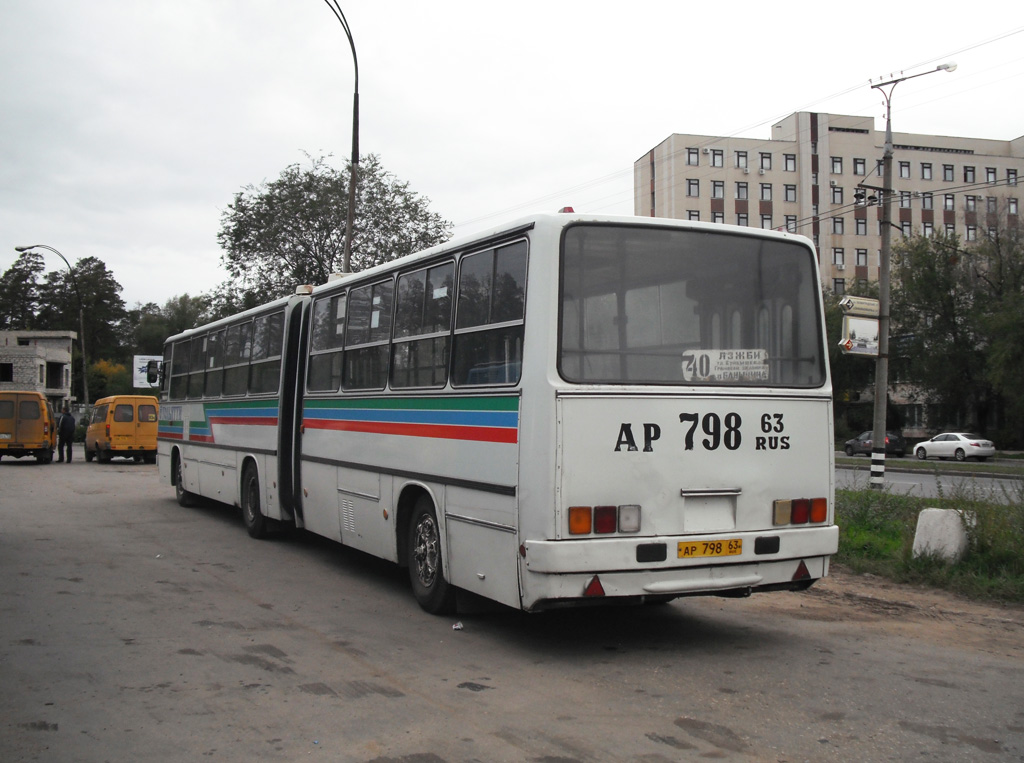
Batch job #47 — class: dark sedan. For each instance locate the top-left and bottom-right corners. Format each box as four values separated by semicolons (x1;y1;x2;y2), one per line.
843;430;906;458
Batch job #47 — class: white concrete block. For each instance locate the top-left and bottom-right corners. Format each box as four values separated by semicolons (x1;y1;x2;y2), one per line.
912;508;969;562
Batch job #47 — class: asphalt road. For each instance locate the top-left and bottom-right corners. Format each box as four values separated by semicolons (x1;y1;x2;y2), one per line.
2;459;1023;762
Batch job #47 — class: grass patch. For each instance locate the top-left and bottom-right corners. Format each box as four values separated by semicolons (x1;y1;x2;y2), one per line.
835;481;1024;603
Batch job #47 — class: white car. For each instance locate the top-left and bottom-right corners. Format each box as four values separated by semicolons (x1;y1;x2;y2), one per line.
914;432;996;462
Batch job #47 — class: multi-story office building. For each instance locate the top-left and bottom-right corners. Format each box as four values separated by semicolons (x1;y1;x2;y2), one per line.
635;112;1023;293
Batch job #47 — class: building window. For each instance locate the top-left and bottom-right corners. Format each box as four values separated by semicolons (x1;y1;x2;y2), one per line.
899;191;912;209
687;179;699;197
832;248;845;267
831;156;843;174
875;160;883;177
784;154;796;172
735;151;748;169
831;186;843;205
987;196;997;214
832;217;845;235
922;221;934;238
856;249;868;267
900;221;912;237
735;182;748;200
921;192;934;210
833;278;846;295
1009;169;1018;187
899;161;910;179
711;149;724;167
943;164;954;182
944;194;955;211
712;180;724;199
784;184;797;202
785;215;797;232
965;196;976;212
964;166;976;183
1010;198;1019;215
760;183;772;201
966;225;977;241
760;152;772;171
0;363;13;382
761;214;773;229
687;148;699;166
988;227;997;240
986;167;997;184
713;211;724;224
853;158;866;176
856;218;867;236
737;213;748;226
921;163;932;180
945;223;956;236
687;210;700;221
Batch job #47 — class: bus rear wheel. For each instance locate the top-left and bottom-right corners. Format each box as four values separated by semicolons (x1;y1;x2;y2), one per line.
407;496;456;615
241;464;268;539
174;454;195;507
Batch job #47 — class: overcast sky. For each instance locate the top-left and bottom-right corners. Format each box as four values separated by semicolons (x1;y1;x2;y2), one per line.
2;1;1022;308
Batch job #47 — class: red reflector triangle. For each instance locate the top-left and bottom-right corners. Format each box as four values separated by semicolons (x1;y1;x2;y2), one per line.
583;575;605;597
792;561;811;581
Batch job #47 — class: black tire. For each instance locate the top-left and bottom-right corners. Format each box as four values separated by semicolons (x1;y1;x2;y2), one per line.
241;464;268;539
407;496;456;615
844;445;855;457
85;446;95;462
955;448;966;462
98;449;111;464
37;449;53;464
174;454;195;507
916;448;927;460
977;456;988;462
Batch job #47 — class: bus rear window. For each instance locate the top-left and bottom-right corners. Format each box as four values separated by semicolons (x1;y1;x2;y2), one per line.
559;224;825;387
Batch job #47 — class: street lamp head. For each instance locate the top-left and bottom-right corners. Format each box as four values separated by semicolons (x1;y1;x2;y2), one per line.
937;61;957;73
14;245;37;252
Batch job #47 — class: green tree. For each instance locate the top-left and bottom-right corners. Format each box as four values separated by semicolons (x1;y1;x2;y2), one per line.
216;153;452;306
0;251;45;329
34;257;128;402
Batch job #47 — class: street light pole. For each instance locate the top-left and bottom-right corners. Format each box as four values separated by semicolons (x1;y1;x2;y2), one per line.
322;0;359;275
14;244;90;406
867;62;956;489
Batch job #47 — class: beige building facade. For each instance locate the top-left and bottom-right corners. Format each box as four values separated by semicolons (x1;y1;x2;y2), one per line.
0;330;76;408
635;112;1023;292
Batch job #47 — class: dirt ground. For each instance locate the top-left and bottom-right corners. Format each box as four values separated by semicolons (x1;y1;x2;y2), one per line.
797;564;1024;658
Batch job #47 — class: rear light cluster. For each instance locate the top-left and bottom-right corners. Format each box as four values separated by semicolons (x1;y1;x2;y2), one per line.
773;497;828;526
568;505;641;535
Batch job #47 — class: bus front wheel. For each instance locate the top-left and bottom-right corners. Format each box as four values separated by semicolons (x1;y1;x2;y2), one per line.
407;496;456;615
241;464;268;539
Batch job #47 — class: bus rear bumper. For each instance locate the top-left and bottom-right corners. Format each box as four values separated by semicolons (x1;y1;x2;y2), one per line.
519;527;838;610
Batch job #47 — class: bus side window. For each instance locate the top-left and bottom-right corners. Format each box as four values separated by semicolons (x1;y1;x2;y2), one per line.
307;294;346;392
188;334;207;399
249;311;284;395
169;339;190;400
452;241;527;386
343;280;393;391
223;321;253;396
391;262;454;389
204;330;225;397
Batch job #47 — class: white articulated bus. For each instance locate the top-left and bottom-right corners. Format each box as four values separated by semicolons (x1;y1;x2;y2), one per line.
155;212;837;613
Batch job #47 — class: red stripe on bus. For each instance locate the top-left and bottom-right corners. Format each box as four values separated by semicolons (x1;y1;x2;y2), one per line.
304;418;518;444
207;417;279;427
188;435;215;443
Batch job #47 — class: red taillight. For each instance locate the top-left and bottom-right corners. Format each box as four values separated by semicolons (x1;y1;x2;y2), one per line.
791;499;810;524
593;506;617;534
105;424;110;439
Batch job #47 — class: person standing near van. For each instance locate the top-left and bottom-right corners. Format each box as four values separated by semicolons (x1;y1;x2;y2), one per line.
57;405;76;463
